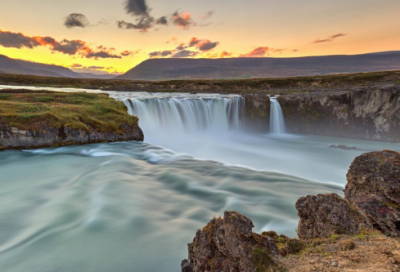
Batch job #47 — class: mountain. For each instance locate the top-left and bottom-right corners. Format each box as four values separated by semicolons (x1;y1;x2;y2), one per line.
77;72;117;79
0;54;81;78
14;59;81;78
117;51;400;80
0;55;117;79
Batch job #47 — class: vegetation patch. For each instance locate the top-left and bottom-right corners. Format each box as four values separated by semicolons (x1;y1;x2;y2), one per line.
0;89;139;133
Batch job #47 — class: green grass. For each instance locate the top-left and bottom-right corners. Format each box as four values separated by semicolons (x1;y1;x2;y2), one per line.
0;89;139;133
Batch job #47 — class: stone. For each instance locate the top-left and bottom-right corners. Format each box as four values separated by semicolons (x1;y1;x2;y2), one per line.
345;150;400;236
296;193;371;240
181;211;281;272
0;124;143;150
277;86;400;142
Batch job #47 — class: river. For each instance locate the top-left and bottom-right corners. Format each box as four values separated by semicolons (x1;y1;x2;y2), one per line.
0;85;399;272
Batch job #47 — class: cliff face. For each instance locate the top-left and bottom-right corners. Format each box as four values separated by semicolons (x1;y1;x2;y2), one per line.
276;85;400;141
0;124;144;150
243;94;271;132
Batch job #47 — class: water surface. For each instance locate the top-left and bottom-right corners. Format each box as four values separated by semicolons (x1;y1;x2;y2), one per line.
0;85;399;271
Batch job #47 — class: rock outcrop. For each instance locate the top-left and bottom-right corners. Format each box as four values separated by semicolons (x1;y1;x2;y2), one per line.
277;85;400;142
296;193;371;240
243;94;271;132
0;124;144;150
182;150;400;271
181;211;281;272
345;150;400;236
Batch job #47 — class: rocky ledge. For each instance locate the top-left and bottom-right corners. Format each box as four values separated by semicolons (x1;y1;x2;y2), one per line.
181;150;400;271
277;85;400;142
0;89;143;150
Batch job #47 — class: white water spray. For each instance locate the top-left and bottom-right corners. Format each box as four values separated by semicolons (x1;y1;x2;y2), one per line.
123;94;245;135
270;98;286;134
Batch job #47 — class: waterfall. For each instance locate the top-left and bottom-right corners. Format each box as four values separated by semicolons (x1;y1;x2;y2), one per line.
270;98;286;134
123;96;245;135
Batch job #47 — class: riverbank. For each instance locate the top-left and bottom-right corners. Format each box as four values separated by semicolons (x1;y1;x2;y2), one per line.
0;89;143;150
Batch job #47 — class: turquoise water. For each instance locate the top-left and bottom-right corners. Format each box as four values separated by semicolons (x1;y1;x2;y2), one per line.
0;86;399;271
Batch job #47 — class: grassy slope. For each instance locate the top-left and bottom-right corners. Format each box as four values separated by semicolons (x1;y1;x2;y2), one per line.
0;70;400;93
0;89;138;133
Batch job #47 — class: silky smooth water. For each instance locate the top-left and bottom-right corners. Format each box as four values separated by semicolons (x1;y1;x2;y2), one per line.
270;98;286;134
0;86;399;272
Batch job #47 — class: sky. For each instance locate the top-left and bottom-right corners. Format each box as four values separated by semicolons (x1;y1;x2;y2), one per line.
0;0;399;75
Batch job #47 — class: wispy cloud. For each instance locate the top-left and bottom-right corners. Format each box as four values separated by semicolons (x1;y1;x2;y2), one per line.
313;33;348;43
240;47;270;57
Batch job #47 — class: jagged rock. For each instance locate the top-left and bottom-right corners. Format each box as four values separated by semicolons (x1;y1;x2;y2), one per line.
345;150;400;236
296;193;371;240
181;211;281;272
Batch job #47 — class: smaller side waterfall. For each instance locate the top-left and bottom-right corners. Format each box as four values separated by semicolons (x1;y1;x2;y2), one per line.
270;98;286;134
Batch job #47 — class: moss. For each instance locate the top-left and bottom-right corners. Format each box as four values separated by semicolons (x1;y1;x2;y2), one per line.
385;202;400;209
0;89;139;133
286;239;305;254
251;246;272;272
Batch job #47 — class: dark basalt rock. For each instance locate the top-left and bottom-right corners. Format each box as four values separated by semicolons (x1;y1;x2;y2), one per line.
296;193;371;240
345;150;400;236
0;124;144;150
242;94;271;133
181;211;281;272
276;85;400;142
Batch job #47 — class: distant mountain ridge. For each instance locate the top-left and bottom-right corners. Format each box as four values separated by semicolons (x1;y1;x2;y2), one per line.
117;51;400;80
0;55;115;79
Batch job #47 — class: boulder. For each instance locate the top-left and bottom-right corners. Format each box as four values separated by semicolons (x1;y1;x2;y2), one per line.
296;193;371;240
181;211;281;272
345;150;400;236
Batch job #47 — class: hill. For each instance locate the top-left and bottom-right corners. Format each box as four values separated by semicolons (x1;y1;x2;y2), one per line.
0;55;116;79
117;51;400;80
0;55;81;78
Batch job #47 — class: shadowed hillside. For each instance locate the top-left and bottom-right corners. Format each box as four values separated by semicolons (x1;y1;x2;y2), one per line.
117;51;400;80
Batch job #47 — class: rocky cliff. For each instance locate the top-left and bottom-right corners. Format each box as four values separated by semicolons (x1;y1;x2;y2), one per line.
242;94;271;132
276;85;400;142
0;89;144;151
181;150;400;271
0;124;144;151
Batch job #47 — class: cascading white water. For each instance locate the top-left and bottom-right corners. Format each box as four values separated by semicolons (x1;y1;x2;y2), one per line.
270;97;286;134
122;94;245;135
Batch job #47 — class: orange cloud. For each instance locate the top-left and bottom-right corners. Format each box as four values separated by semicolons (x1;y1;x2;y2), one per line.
220;51;232;58
240;47;269;57
188;37;219;51
0;29;130;59
172;11;194;29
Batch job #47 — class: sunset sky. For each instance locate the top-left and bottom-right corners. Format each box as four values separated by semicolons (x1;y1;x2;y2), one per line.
1;0;399;75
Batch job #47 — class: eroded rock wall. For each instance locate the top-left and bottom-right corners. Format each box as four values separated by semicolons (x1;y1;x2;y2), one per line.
0;124;144;150
277;85;400;141
243;94;271;132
